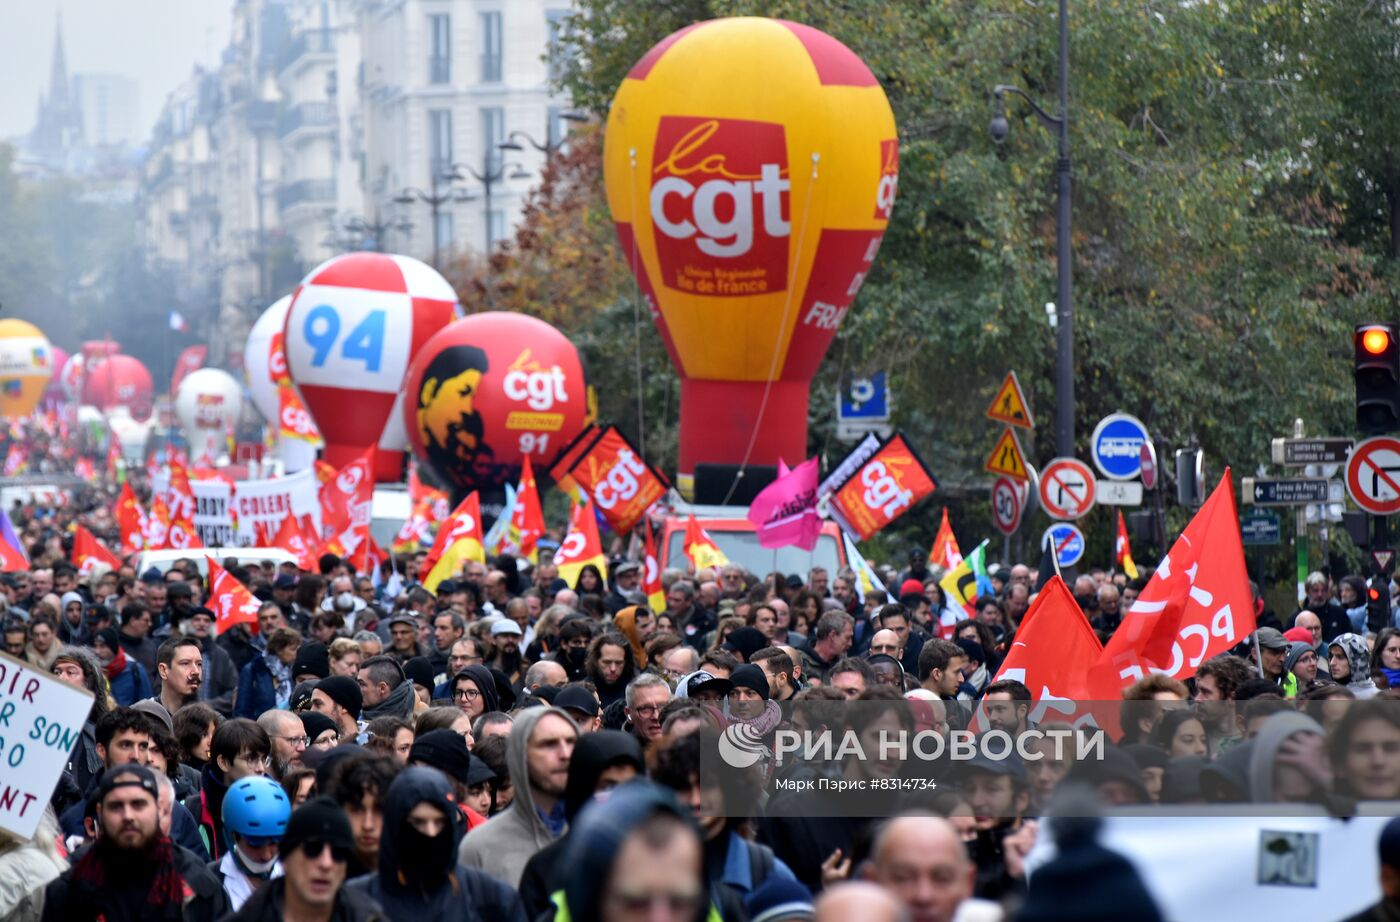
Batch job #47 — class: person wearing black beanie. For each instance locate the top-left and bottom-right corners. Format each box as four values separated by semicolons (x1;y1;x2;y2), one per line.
402;656;435;707
299;711;340;750
409;729;473;786
722;627;768;664
92;624;153;708
221;796;386;922
311;676;362;743
293;642;331;683
1020;811;1163;922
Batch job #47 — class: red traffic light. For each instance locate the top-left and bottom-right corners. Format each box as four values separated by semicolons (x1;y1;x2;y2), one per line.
1364;327;1392;355
1371;587;1381;601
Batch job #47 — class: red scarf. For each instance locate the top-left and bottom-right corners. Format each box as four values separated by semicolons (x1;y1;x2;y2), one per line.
102;645;128;681
69;831;187;914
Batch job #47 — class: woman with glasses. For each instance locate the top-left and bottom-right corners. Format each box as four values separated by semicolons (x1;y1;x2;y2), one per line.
300;711;341;751
451;665;499;719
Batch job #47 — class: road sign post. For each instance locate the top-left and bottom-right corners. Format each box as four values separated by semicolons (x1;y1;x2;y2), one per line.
1038;458;1097;520
1090;413;1150;480
1271;438;1353;466
1242;478;1332;506
1042;523;1086;569
1346;436;1400;516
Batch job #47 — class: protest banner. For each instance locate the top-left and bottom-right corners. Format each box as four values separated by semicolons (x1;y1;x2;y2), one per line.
828;432;938;541
0;652;94;839
566;425;669;534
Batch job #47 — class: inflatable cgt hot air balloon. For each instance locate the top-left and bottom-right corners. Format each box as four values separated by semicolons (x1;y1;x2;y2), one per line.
0;319;55;419
83;354;154;421
245;295;292;424
403;312;594;509
284;253;460;482
604;17;898;495
174;368;244;464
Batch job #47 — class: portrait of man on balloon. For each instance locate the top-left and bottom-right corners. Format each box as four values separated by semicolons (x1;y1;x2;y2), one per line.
415;343;492;490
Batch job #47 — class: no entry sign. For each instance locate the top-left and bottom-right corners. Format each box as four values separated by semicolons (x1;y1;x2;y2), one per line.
1346;436;1400;516
1038;458;1097;520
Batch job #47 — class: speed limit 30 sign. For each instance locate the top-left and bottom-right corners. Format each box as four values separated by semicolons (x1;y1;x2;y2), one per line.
992;476;1023;535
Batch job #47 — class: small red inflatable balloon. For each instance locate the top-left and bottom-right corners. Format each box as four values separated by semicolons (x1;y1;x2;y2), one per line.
403;312;593;505
83;355;154;420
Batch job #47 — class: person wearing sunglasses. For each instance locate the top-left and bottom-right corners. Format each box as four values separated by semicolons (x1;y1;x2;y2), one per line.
220;796;388;922
212;775;291;911
347;766;526;920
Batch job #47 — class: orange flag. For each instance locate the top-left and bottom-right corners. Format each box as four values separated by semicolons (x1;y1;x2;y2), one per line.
555;498;608;589
165;515;204;551
72;525;122;575
115;482;145;554
206;556;261;633
928;507;963;570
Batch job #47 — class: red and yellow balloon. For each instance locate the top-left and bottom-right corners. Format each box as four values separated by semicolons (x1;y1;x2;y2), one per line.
0;319;55;420
603;17;898;494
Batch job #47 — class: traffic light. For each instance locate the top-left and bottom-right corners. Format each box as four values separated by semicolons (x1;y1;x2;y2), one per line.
1367;577;1391;635
1354;321;1400;433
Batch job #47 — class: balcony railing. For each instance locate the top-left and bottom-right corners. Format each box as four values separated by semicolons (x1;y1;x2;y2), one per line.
279;102;336;138
277;30;333;73
278;179;336;210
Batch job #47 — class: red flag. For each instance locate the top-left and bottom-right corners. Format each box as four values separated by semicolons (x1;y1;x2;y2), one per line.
928;508;964;569
508;456;546;562
1093;471;1255;687
166;515;203;551
166;461;196;522
74;457;97;482
320;450;375;541
990;576;1107;699
72;524;122;575
1115;510;1140;580
115;482;145;553
422;493;485;594
272;516;318;571
683;514;728;571
565;426;668;535
351;528;385;575
144;498;172;549
555;498;609;589
644;518;665;612
170;344;208;396
206;556;261;633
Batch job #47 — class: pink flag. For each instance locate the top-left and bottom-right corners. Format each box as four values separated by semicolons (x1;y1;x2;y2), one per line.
747;458;822;550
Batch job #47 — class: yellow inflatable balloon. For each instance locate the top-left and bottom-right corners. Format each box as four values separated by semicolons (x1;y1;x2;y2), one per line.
0;319;55;419
604;17;898;490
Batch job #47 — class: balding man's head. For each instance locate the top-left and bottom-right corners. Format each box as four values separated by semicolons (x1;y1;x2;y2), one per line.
864;815;974;922
815;881;906;922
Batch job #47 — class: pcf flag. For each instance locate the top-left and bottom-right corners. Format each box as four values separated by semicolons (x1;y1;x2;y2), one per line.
207;556;261;632
1093;471;1254;686
747;457;821;550
555;498;609;589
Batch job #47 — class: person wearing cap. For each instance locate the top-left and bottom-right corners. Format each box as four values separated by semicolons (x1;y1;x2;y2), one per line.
605;561;645;615
517;729;645;918
960;752;1031;901
401;656;436;708
1017;806;1160;922
1252;627;1291;688
726;663;782;736
311;676;364;744
348;766;526;920
459;706;578;888
554;683;603;733
385;613;428;666
218;795;387;922
487;616;526;684
42;763;230;922
294;640;332;684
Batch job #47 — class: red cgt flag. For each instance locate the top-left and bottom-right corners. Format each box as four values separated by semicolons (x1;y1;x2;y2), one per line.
320;449;375;541
1092;470;1255;687
272;515;318;571
72;525;122;575
114;482;145;554
207;556;261;633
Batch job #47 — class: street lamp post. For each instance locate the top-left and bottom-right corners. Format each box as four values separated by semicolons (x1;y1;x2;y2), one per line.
338;213;414;253
451;157;531;253
394;167;465;270
990;0;1074;459
497;111;587;159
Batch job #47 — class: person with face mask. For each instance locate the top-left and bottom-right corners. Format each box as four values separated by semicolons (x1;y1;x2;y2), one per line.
210;776;290;911
345;766;527;921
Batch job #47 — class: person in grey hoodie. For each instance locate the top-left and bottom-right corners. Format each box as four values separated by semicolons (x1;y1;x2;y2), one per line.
457;705;577;888
1328;633;1381;700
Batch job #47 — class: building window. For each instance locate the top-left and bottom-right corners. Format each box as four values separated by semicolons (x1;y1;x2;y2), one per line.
436;211;454;253
429;108;453;182
480;11;502;83
429;14;451;84
487;209;505;251
481;107;504;175
546;9;569;84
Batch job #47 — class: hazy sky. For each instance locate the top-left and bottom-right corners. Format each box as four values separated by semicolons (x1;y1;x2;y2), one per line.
0;0;230;143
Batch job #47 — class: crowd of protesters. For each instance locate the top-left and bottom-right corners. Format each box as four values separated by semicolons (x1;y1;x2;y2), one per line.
1;484;1400;922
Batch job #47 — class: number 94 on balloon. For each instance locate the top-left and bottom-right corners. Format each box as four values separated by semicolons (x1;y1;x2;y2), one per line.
287;292;412;391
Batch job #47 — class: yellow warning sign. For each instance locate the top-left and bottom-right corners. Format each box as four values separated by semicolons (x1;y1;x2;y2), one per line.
985;427;1029;481
985;372;1034;429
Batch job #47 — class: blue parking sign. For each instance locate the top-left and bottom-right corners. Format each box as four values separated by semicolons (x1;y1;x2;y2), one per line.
838;372;889;421
1042;523;1086;569
1091;413;1150;481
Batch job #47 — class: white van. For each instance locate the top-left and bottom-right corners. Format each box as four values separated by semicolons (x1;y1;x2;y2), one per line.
135;547;299;577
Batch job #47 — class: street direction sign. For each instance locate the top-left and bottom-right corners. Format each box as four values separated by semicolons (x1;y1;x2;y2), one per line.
1242;478;1332;506
985;372;1034;429
992;476;1023;536
1042;522;1086;569
1271;438;1353;466
1096;480;1144;506
1090;413;1150;480
1038;458;1097;520
984;428;1029;482
1346;436;1400;516
1241;509;1281;546
1140;442;1158;490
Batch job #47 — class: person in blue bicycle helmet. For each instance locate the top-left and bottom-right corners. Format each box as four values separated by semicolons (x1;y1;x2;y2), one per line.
210;774;291;911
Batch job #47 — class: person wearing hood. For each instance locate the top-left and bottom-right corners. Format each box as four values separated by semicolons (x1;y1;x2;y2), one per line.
612;604;654;668
406;728;494;831
1247;711;1348;811
92;625;152;707
451;663;499;718
357;656;416;721
346;766;526;921
1329;633;1381;699
517;729;646;918
546;780;721;922
458;705;577;887
218;796;387;922
57;591;89;646
51;646;110;797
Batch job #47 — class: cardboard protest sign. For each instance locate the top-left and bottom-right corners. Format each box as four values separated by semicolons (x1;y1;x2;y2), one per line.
0;652;94;839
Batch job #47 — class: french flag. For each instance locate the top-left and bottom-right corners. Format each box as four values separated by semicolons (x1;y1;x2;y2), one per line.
168;310;189;333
